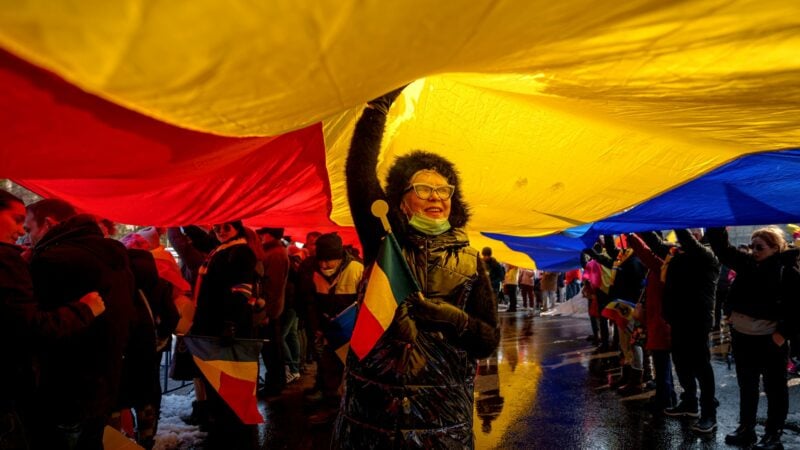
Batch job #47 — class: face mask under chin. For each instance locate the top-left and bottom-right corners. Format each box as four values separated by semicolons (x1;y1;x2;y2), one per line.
408;213;451;236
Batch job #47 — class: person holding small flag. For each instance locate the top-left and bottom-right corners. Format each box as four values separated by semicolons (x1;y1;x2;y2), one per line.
333;86;500;449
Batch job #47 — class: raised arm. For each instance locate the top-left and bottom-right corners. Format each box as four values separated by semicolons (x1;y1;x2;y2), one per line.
345;88;405;266
628;232;664;273
705;227;751;271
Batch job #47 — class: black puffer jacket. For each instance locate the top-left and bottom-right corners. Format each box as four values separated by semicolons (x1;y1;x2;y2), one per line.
335;104;499;449
662;229;720;331
707;227;800;338
29;215;136;424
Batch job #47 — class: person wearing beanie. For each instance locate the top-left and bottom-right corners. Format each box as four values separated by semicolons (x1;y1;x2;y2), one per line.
304;232;364;424
334;87;499;448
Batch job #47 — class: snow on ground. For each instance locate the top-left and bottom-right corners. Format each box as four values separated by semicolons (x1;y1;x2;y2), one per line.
154;393;206;450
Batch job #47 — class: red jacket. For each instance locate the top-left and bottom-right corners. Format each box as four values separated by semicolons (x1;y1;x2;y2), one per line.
628;234;671;351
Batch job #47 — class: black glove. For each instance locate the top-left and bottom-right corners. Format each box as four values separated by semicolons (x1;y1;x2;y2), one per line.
220;321;236;346
392;302;418;343
367;84;409;114
408;295;469;337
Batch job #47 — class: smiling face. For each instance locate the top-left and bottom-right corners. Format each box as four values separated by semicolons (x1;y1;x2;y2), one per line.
0;200;26;244
400;170;452;220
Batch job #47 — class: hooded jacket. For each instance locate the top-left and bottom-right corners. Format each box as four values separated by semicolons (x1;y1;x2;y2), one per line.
335;103;499;449
29;214;136;424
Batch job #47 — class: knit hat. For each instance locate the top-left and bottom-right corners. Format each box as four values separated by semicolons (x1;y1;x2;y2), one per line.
315;232;344;261
137;226;162;249
256;227;284;240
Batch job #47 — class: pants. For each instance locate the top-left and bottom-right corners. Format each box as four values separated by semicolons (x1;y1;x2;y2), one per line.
520;284;534;308
731;330;788;433
504;284;518;311
543;290;556;311
281;308;301;374
671;326;716;417
618;327;643;370
260;319;286;391
652;350;676;407
566;281;580;301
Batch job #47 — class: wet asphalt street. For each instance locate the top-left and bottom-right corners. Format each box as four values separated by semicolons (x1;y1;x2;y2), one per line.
174;308;800;449
474;310;800;450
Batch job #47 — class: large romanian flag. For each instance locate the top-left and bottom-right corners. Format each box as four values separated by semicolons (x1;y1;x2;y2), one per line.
2;1;800;271
351;233;420;360
182;335;264;424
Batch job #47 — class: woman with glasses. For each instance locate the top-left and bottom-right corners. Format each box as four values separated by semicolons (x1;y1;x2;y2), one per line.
190;220;259;448
333;87;499;449
707;226;800;450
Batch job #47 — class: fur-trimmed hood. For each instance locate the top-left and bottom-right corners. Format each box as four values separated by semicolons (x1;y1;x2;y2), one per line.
384;150;471;228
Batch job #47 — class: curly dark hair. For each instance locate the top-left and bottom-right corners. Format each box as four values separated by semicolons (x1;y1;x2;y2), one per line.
384;150;470;228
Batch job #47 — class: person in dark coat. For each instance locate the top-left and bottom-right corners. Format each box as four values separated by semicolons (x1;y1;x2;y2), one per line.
659;229;720;434
708;226;800;449
334;87;500;449
116;247;178;449
481;247;505;302
24;198;136;449
0;191;105;449
586;235;646;387
191;220;258;449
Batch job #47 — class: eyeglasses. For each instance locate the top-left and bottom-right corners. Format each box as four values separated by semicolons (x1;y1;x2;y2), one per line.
749;243;768;252
404;183;456;201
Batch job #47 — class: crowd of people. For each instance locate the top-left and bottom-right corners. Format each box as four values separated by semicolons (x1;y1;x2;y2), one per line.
0;87;501;450
3;86;798;450
573;228;800;450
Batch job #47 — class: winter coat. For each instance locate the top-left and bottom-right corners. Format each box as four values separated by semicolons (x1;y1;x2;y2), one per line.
485;257;505;290
587;246;645;303
119;249;177;408
0;243;96;412
627;233;672;351
29;215;136;424
336;104;499;449
662;229;720;332
260;239;289;319
307;253;364;336
191;238;258;339
707;227;800;338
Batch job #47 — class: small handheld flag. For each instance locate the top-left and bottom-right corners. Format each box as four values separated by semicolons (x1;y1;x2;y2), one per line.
350;200;420;360
324;302;358;362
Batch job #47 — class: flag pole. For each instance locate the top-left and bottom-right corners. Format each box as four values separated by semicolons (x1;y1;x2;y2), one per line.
370;199;424;301
370;199;392;233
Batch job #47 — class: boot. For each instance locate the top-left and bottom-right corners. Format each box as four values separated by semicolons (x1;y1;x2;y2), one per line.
725;424;757;446
609;365;630;389
754;430;784;450
181;400;209;429
617;369;643;395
